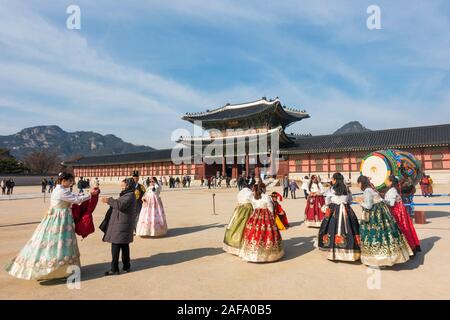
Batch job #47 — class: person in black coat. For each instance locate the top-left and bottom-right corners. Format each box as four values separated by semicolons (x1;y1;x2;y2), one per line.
101;178;137;276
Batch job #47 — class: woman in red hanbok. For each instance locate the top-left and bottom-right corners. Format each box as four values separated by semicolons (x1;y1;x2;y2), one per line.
304;175;325;227
385;176;421;255
271;192;289;231
419;175;430;197
239;182;284;263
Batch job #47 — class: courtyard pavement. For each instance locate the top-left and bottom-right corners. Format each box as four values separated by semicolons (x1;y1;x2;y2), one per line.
0;184;449;299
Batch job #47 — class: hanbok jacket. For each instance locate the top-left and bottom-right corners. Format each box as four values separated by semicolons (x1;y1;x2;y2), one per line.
71;189;100;238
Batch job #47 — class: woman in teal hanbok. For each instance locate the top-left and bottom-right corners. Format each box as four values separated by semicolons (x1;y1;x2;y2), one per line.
355;175;412;267
5;173;96;280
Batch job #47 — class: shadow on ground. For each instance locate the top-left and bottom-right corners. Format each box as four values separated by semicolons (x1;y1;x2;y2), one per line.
40;247;224;286
421;211;449;219
282;236;316;261
166;223;226;238
288;221;304;228
0;221;41;228
390;236;441;271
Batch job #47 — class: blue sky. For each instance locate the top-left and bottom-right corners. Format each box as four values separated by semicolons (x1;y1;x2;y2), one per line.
0;0;449;148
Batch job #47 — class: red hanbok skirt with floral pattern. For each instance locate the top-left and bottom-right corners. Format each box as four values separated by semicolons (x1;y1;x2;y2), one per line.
304;195;325;227
390;201;421;253
239;208;284;263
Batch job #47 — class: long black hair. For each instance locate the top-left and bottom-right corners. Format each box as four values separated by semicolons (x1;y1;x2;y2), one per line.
388;175;400;192
357;175;372;191
57;172;74;184
252;181;266;200
332;172;348;196
308;175;318;192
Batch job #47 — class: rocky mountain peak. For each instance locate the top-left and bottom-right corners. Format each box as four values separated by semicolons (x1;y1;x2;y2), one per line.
334;121;371;135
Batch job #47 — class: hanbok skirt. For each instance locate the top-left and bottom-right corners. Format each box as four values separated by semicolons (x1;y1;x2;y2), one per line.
136;194;168;237
305;195;325;227
390;201;421;254
318;203;361;261
239;208;284;263
223;203;253;255
420;184;428;195
5;208;80;280
360;202;413;267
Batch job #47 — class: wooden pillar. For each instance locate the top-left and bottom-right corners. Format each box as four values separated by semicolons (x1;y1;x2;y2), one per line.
327;153;331;178
308;154;311;176
421;148;425;171
232;163;238;179
245;155;250;177
201;162;206;179
255;164;261;179
348;152;352;179
222;156;226;177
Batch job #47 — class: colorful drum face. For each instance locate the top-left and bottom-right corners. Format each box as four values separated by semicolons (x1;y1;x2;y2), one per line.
360;154;391;188
360;149;423;191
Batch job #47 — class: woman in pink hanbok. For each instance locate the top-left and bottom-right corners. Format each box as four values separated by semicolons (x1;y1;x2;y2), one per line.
136;177;168;237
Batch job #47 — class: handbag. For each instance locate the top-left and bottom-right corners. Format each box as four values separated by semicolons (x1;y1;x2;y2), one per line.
99;207;113;233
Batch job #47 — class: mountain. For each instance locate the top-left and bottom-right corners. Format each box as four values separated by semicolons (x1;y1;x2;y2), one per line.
333;121;371;135
0;148;14;160
0;126;154;160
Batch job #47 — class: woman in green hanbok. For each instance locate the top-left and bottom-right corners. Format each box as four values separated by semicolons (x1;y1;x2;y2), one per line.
355;175;412;267
223;187;253;255
5;173;95;280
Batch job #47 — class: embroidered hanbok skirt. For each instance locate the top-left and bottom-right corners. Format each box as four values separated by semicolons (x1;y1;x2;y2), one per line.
305;195;325;227
239;208;284;263
318;203;361;261
5;207;80;280
390;201;421;254
136;193;168;237
223;203;253;255
360;202;413;267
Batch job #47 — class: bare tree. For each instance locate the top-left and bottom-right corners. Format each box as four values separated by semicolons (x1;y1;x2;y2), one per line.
23;150;62;174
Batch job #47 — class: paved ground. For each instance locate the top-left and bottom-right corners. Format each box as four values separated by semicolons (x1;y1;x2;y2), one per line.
0;184;449;300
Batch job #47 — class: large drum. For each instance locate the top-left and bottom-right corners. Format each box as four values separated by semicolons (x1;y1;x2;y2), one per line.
360;150;423;192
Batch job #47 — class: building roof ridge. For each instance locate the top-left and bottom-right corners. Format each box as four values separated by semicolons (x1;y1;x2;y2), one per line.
184;97;279;118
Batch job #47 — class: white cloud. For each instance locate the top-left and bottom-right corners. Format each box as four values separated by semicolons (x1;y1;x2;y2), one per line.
0;0;449;150
0;0;212;147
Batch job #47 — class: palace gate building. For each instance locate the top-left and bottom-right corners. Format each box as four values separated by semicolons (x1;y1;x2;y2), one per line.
66;98;450;184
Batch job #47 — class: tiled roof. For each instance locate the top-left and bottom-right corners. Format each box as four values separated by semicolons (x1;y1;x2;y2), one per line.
182;98;309;124
64;148;189;166
281;124;450;154
67;124;450;166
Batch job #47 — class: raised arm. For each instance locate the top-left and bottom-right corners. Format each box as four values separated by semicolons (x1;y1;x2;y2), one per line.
60;188;91;205
107;195;133;213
